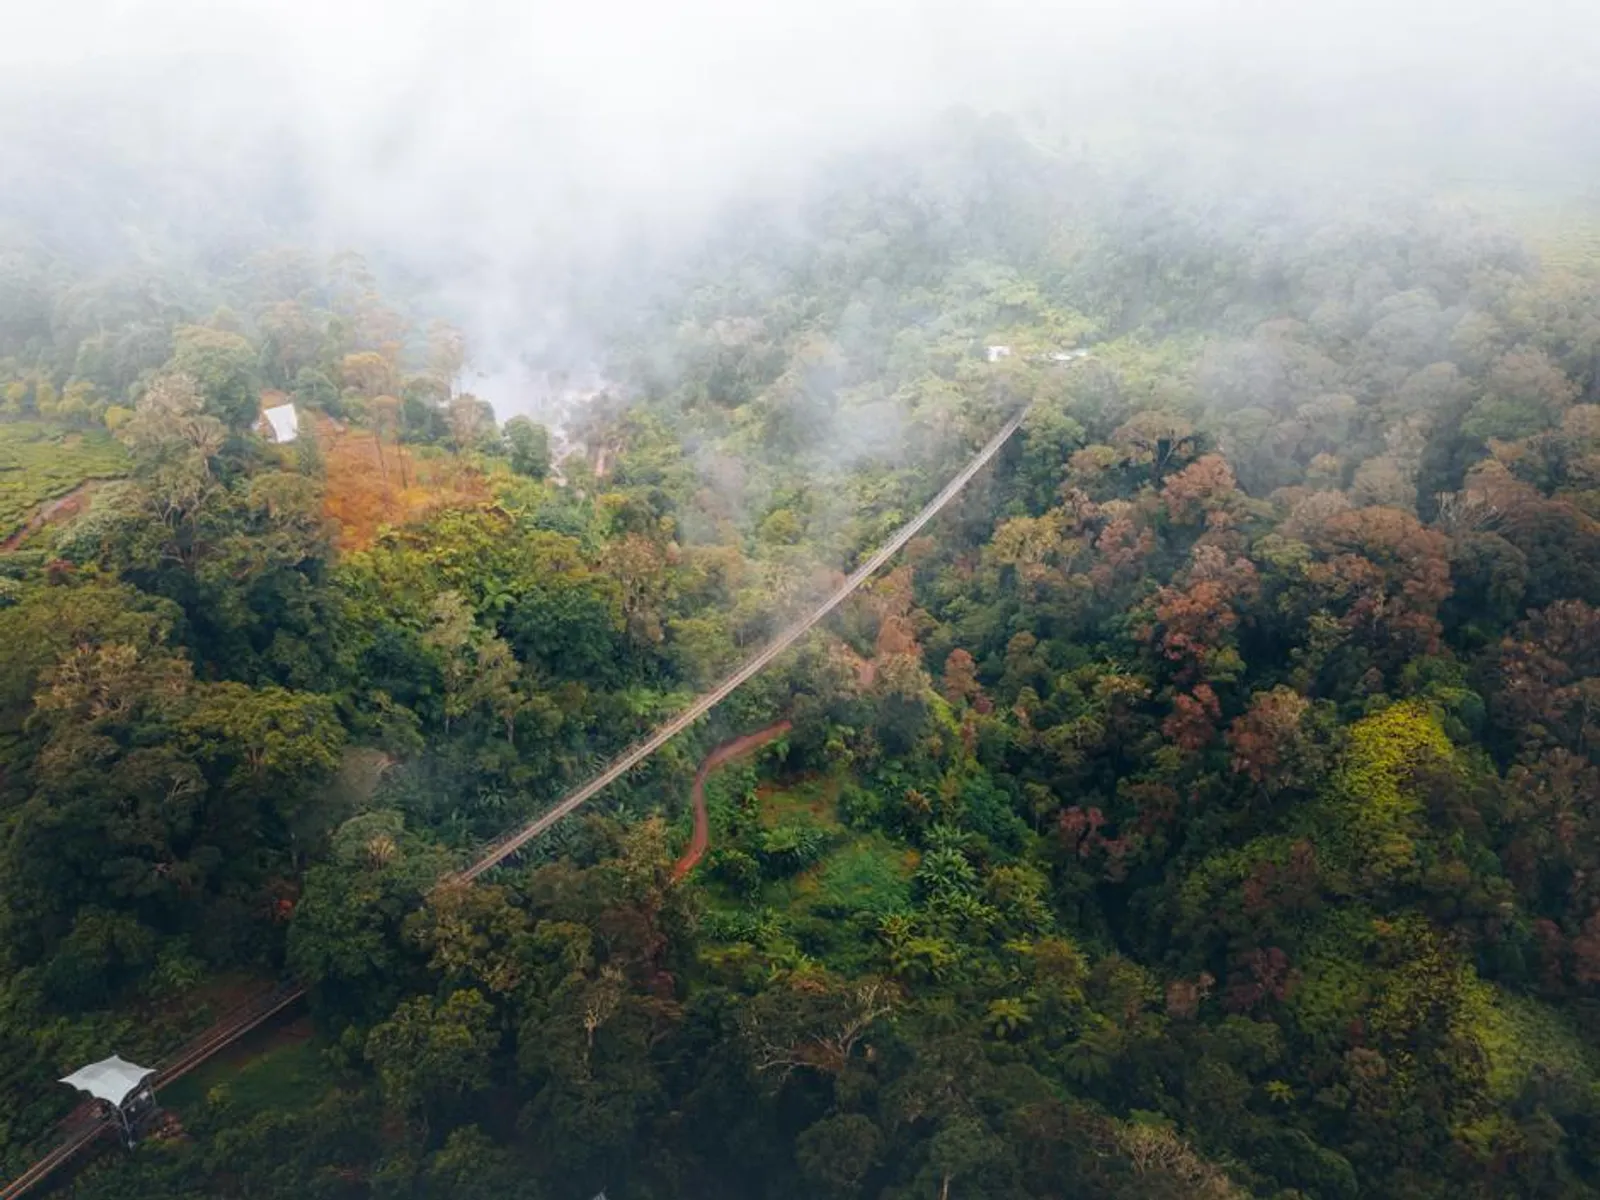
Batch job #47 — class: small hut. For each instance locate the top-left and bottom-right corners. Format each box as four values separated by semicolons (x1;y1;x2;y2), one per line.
60;1055;158;1147
261;402;300;444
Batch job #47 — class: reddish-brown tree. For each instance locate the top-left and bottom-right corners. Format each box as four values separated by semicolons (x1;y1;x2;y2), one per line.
1226;686;1313;789
1162;684;1221;753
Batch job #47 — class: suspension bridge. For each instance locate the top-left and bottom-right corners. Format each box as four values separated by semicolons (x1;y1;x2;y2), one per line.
1;402;1032;1197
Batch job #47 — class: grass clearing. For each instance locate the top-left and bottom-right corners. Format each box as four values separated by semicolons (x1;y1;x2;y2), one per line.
756;775;844;832
161;1017;324;1119
755;833;913;971
799;833;913;918
763;833;913;920
0;422;128;542
1502;201;1600;273
693;772;910;976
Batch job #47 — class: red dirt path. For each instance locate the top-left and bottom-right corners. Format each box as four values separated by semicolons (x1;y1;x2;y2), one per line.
671;720;792;882
0;483;95;552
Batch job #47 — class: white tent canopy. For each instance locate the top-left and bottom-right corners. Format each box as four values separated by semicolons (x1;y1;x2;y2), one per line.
60;1055;155;1106
263;403;300;444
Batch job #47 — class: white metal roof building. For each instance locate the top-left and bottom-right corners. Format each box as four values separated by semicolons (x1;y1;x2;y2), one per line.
60;1055;155;1107
262;403;300;444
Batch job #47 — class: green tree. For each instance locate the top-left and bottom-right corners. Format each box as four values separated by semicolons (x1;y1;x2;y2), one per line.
796;1113;882;1196
420;590;522;736
504;415;552;479
365;987;498;1117
256;300;325;388
291;365;339;413
169;324;261;430
288;811;451;1022
185;681;344;805
425;1126;542;1200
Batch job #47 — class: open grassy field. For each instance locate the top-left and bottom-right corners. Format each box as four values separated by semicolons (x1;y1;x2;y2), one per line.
0;422;128;543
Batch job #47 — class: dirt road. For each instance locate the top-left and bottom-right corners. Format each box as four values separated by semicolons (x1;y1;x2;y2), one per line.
671;720;792;882
0;483;95;552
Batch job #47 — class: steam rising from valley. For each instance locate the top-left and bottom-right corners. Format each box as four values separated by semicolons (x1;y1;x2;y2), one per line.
3;0;1597;421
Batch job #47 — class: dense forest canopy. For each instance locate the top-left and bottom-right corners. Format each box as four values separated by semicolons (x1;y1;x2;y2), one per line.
4;56;1600;1200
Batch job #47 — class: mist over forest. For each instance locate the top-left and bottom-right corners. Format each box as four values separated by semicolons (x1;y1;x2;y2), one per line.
6;0;1598;398
3;3;1600;1199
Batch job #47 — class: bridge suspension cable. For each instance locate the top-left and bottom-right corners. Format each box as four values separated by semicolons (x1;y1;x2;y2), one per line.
456;404;1029;881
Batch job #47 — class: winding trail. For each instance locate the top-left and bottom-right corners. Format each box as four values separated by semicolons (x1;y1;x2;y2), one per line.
671;720;792;882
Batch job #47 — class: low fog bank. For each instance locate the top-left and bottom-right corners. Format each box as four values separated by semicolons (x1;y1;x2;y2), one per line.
3;0;1598;416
